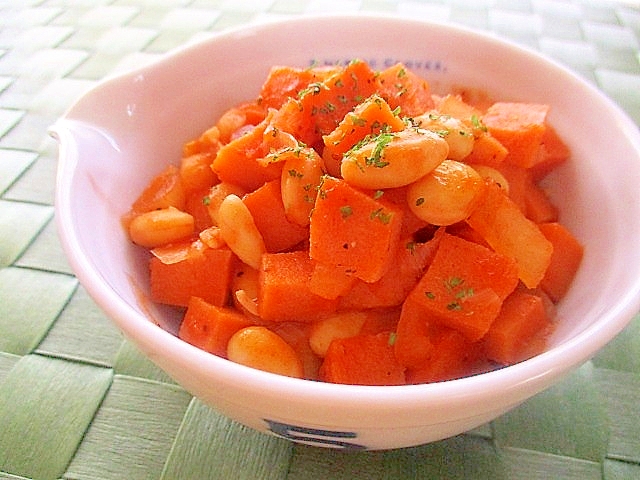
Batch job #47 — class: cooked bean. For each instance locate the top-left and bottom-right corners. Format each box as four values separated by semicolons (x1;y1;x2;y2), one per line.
473;165;510;194
341;128;448;189
217;194;266;269
227;326;304;378
407;159;485;225
205;182;246;225
308;311;368;357
280;148;324;226
415;113;475;161
129;206;194;248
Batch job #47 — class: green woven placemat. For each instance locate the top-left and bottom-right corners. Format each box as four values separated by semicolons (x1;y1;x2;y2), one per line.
1;1;639;479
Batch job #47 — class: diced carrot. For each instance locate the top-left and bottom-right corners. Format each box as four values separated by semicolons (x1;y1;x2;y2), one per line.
405;326;486;384
123;165;186;228
434;94;482;119
464;131;508;167
309;176;403;283
538;222;584;302
319;332;406;386
184;187;214;232
149;241;234;307
178;296;254;357
491;164;559;223
238;100;269;127
179;152;218;194
257;250;339;322
466;181;554;289
376;63;434;117
379;186;431;237
338;230;442;310
496;163;529;213
360;308;401;335
483;290;552;364
404;233;519;341
211;115;283;192
259;66;314;110
309;260;357;300
183;125;222;157
530;125;571;181
524;179;559;224
322;94;405;177
393;296;434;369
482;102;549;168
259;65;339;110
271;60;379;149
242;180;308;253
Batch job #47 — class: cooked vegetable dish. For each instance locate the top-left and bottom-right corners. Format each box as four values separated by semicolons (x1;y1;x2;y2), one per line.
124;60;583;385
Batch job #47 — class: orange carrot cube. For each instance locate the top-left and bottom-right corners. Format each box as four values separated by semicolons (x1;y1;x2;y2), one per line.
338;230;442;310
466;181;554;289
538;222;584;302
179;297;254;357
376;63;434;117
404;233;519;341
309;176;403;283
257;250;339;322
212;117;282;192
319;332;406;386
242;180;308;253
482;102;549;168
150;241;234;308
405;326;486;384
483;291;552;364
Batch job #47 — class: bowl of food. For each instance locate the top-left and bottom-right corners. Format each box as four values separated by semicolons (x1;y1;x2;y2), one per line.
51;14;640;450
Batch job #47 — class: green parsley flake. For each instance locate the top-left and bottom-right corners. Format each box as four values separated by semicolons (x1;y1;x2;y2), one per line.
298;82;326;99
447;302;463;311
366;132;394;168
352;116;367;127
471;114;488;132
444;276;465;291
370;207;392;224
340;205;354;219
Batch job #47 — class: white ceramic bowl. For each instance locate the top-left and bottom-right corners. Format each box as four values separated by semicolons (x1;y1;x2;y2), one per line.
51;15;640;450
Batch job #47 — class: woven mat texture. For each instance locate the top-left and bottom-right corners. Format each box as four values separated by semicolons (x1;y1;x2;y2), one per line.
1;1;640;479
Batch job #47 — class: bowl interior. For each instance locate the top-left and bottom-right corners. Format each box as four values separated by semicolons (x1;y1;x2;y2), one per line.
54;16;640;390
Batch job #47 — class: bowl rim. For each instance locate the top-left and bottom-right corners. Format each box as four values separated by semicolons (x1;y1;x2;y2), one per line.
52;13;640;415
